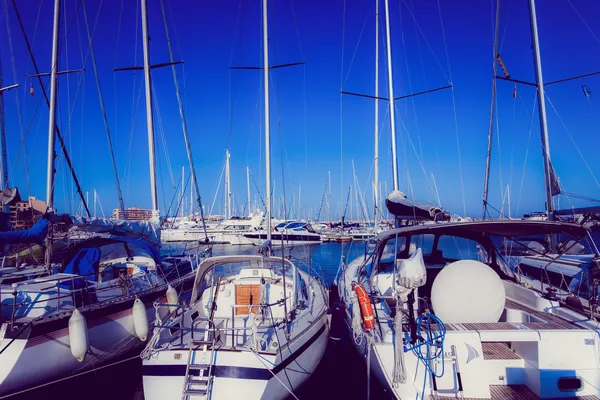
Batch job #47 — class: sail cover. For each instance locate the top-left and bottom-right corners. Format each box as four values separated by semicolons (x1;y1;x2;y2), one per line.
69;217;161;246
0;215;49;245
385;190;450;222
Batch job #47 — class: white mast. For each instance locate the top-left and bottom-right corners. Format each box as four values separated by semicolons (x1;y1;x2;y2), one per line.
190;178;194;216
383;0;399;192
263;0;272;241
93;189;97;218
246;166;251;215
181;165;185;217
141;0;159;215
45;0;61;211
482;0;501;219
528;0;554;220
374;0;379;226
225;150;231;218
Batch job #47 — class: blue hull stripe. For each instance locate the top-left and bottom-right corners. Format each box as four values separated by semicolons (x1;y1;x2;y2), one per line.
143;323;326;380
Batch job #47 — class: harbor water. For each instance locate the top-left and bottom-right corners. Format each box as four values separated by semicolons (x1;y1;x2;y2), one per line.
16;242;393;400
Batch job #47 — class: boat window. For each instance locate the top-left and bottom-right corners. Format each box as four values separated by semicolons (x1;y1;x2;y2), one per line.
410;234;435;256
305;224;317;233
377;234;407;274
275;222;288;229
436;235;484;261
99;242;129;262
286;222;305;230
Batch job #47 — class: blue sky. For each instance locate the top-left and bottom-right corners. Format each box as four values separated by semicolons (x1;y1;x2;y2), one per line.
1;0;599;219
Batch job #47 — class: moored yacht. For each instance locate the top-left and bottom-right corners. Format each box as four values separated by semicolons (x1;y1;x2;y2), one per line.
244;221;322;246
0;216;199;397
336;219;600;399
141;254;329;399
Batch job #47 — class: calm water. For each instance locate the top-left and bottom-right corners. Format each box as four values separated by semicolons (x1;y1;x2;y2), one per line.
18;242;390;400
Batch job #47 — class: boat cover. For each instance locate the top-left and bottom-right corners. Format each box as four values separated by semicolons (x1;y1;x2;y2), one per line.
385;190;450;221
63;247;101;283
69;216;161;246
0;216;49;245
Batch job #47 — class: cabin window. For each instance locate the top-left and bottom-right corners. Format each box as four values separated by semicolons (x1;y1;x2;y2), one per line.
436;236;484;262
378;235;407;273
410;234;435;256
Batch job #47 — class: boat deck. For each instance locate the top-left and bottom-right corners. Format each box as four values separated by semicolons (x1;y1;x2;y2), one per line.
432;385;598;399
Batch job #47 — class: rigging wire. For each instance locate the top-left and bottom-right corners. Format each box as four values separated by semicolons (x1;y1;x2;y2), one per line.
340;0;346;220
545;93;600;192
3;0;30;194
515;92;538;216
565;0;600;47
397;1;433;203
113;0;125;173
124;0;141;205
82;0;126;217
436;0;466;216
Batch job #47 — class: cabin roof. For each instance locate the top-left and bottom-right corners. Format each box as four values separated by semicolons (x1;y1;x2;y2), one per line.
378;220;588;241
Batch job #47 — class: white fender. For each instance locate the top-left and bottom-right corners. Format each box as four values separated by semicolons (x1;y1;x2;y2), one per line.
68;308;88;362
166;284;179;313
132;298;149;341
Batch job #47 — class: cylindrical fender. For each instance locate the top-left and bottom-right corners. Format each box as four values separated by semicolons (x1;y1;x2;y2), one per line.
68;308;88;362
132;298;149;341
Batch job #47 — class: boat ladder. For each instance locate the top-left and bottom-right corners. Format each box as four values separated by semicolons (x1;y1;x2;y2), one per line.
181;322;216;400
430;344;464;400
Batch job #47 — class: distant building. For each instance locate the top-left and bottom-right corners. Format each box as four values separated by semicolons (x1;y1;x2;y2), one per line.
9;196;47;230
112;206;154;221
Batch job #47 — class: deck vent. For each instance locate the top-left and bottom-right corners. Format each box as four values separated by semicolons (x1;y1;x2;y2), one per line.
557;377;582;392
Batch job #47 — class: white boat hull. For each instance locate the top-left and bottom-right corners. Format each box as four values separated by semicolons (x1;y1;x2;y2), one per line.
142;316;329;400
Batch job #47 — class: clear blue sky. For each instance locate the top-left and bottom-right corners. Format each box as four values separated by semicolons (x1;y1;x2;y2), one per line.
1;0;599;219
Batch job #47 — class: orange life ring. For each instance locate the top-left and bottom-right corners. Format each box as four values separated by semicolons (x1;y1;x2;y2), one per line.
353;283;375;331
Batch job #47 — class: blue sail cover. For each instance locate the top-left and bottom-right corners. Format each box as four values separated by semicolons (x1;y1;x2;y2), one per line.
0;216;49;245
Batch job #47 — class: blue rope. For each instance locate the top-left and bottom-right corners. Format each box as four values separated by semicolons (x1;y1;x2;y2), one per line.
404;312;446;399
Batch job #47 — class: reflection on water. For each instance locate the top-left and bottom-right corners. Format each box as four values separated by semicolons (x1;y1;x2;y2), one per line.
19;242;373;400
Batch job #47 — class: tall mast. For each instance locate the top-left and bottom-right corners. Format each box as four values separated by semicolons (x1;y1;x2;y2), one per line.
246;166;251;215
482;0;501;220
45;0;61;211
141;0;159;215
0;58;17;207
383;0;399;193
263;0;272;241
94;189;97;218
181;166;185;217
528;0;554;220
374;0;379;227
225;150;231;218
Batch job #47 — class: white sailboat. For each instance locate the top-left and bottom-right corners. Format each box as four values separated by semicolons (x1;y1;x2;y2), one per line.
0;0;204;395
141;1;329;398
335;1;600;399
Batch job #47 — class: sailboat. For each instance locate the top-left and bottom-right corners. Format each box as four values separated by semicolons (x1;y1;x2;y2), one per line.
335;1;600;399
141;1;329;398
480;0;600;313
0;0;205;395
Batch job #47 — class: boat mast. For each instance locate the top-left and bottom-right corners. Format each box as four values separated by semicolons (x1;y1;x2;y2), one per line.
0;59;18;210
45;0;61;212
263;0;272;242
246;166;251;215
383;0;400;228
482;0;501;220
181;166;185;218
528;0;554;220
374;0;379;227
141;0;159;216
225;150;231;218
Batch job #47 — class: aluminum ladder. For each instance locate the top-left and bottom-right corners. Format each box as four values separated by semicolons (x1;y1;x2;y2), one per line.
430;344;464;400
181;322;216;400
